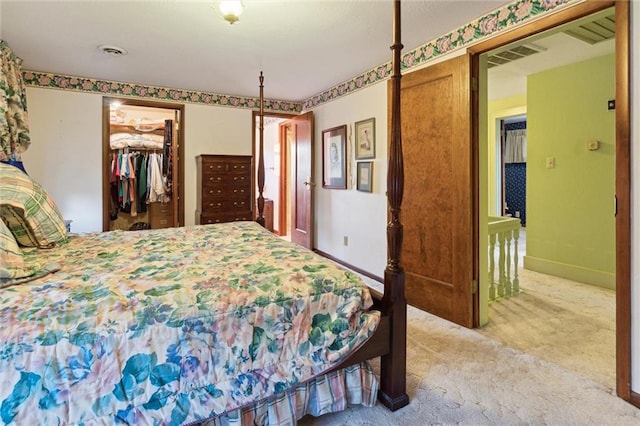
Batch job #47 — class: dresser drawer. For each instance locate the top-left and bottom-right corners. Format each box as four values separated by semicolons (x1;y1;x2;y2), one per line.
201;184;250;199
201;161;226;174
201;173;249;185
200;199;250;212
199;211;252;225
149;202;174;229
201;160;250;175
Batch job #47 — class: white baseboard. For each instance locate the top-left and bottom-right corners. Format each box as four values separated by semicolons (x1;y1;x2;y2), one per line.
523;256;615;290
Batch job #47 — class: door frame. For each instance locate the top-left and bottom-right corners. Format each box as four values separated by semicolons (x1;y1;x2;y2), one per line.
101;97;185;232
251;111;295;234
277;120;291;235
497;114;527;217
469;0;632;405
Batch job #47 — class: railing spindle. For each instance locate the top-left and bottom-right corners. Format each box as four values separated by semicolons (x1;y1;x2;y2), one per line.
489;233;497;301
488;216;521;302
513;227;520;294
505;231;512;297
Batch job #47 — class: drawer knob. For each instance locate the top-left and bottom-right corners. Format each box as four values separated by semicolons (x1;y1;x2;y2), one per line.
209;177;222;181
209;189;222;195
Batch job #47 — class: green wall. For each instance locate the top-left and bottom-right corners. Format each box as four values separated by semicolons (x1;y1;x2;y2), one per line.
525;53;615;288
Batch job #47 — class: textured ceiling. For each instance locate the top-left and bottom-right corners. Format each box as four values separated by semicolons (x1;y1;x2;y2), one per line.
1;0;506;101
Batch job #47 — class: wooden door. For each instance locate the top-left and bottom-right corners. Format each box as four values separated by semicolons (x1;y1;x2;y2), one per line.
289;112;314;248
399;54;476;328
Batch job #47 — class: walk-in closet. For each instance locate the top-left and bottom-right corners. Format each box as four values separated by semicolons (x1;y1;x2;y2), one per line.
102;98;185;231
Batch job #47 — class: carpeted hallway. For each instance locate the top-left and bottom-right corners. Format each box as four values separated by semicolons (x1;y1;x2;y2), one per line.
478;226;616;390
478;266;616;391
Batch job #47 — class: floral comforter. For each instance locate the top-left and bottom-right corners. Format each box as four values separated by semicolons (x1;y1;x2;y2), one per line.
0;221;379;425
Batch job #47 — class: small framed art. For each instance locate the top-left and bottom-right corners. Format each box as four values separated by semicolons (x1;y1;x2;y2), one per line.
322;125;347;189
357;161;373;192
355;117;375;160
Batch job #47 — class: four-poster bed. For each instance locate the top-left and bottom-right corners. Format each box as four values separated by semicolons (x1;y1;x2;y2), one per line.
254;0;409;413
0;1;408;424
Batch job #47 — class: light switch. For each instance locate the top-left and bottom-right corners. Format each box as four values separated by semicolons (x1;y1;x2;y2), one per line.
546;157;555;169
587;140;600;151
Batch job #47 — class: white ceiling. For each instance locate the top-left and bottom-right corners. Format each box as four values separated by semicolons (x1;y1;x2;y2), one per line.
1;1;614;103
488;22;615;100
1;0;506;101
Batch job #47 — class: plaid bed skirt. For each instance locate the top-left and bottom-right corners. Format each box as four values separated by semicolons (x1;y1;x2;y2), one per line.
202;361;378;426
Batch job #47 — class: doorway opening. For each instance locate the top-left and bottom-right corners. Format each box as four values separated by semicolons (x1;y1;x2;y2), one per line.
253;112;295;237
479;7;616;390
101;97;185;232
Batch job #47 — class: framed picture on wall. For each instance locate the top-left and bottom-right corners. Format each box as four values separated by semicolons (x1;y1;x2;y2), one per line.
322;125;347;189
357;161;373;192
355;117;375;159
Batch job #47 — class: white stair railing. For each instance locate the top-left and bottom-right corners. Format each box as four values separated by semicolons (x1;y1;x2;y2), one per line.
488;216;521;302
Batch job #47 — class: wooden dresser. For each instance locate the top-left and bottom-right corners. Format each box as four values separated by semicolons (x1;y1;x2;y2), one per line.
196;155;252;225
149;202;174;229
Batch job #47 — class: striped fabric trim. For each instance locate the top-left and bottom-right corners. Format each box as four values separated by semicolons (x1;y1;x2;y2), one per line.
0;218;25;279
0;218;61;286
0;163;67;247
202;361;378;426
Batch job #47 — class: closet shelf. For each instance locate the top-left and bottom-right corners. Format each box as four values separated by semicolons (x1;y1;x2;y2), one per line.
110;122;165;134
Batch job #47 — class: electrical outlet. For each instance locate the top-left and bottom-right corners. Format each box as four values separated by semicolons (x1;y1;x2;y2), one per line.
343;236;348;246
546;157;555;169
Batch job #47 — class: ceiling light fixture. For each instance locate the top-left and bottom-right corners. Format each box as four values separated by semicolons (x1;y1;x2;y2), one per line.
219;0;243;25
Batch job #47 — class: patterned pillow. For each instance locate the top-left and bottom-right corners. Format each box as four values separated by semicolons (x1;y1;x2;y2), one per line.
0;218;27;279
0;163;67;247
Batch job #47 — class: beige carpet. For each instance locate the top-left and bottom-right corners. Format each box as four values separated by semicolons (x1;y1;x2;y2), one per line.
299;270;640;425
479;267;616;391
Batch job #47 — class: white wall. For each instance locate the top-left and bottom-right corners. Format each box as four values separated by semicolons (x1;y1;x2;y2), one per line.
23;88;103;233
631;0;639;393
310;81;388;277
183;103;252;226
22;87;253;232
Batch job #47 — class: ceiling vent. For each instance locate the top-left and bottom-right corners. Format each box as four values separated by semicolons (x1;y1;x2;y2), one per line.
487;44;547;68
97;45;128;56
563;14;615;45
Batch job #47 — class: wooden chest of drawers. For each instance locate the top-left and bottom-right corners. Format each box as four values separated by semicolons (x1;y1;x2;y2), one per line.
196;155;252;225
149;202;174;229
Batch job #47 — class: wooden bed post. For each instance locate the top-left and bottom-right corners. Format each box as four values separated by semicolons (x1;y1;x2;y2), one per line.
256;71;266;227
379;0;409;411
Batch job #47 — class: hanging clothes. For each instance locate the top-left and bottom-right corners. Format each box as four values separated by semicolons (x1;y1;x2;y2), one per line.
163;119;173;198
136;152;148;213
128;153;137;217
109;152;119;220
148;153;168;203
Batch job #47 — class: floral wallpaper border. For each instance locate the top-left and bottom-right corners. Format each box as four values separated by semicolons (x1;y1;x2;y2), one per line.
302;0;580;110
22;71;302;113
23;0;580;113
